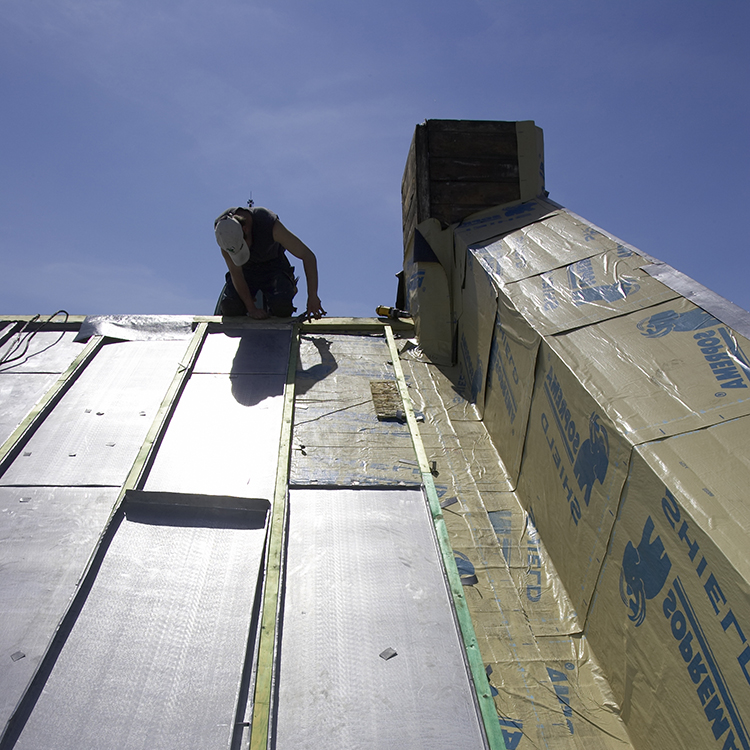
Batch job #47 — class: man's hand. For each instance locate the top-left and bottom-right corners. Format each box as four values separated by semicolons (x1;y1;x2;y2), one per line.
247;307;270;320
303;295;327;321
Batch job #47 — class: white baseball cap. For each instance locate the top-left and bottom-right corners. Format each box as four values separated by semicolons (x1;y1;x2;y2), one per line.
215;216;250;266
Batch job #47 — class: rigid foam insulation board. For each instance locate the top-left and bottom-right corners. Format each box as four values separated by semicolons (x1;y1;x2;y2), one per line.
503;246;680;336
406;161;749;750
0;487;120;735
482;292;540;487
0;330;84;374
0;331;87;447
517;292;750;622
464;209;672;341
485;495;580;637
404;198;559;374
7;492;269;750
516;339;635;620
513;299;750;744
191;326;292;375
400;348;634;750
0;339;190;487
456;248;499;417
466;210;615;286
586;416;750;750
548;297;750;444
452;197;559;266
449;208;668;475
449;207;672;486
644;261;750;340
452;248;541;487
275;488;487;750
290;333;418;486
405;198;558;373
404;223;454;366
0;375;62;450
144;328;291;500
454;218;749;749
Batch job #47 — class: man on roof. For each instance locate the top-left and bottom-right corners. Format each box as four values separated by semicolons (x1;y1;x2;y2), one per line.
214;203;326;320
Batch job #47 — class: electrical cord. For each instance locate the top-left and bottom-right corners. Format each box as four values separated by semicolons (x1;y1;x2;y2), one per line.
0;310;70;372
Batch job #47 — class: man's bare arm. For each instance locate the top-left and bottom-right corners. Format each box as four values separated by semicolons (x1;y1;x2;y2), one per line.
273;221;326;319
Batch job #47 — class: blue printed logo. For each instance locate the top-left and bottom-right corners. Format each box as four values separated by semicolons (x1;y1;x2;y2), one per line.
637;309;750;391
563;257;641;307
619;516;672;627
499;717;524;749
454;552;478;586
637;309;720;338
406;268;426;295
572;278;640;305
543;365;613;524
572;413;610;508
505;203;538;218
458;332;485;403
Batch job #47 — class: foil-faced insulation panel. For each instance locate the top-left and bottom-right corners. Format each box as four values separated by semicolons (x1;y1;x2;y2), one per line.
0;331;87;447
144;328;291;499
290;334;418;486
8;492;268;750
0;374;60;448
193;326;292;374
0;486;120;734
74;315;195;343
275;488;486;750
0;340;190;487
0;330;84;374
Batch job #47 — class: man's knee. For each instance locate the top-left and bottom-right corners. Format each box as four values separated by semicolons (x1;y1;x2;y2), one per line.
220;296;246;316
268;296;295;318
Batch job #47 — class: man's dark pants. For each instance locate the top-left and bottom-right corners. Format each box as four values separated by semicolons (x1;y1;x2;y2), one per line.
220;256;297;317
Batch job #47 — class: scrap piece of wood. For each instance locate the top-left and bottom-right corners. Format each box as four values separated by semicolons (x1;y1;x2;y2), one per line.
370;380;404;422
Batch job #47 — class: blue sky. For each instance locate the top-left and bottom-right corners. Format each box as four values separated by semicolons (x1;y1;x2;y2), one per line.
1;0;748;318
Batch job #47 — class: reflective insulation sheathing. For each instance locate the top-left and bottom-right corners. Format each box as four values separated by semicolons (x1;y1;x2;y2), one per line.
0;339;191;487
143;328;292;500
290;333;419;486
275;488;487;750
10;493;268;750
0;486;120;732
397;349;633;749
0;331;87;447
0;330;84;374
74;315;195;343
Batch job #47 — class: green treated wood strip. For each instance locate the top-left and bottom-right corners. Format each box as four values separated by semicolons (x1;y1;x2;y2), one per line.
193;315;413;332
0;334;105;476
300;317;414;332
384;325;506;750
249;325;300;750
119;322;209;494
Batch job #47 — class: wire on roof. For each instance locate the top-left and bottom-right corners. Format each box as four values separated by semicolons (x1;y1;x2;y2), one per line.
0;310;70;372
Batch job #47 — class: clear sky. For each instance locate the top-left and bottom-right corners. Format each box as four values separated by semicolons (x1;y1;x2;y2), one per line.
1;1;748;318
